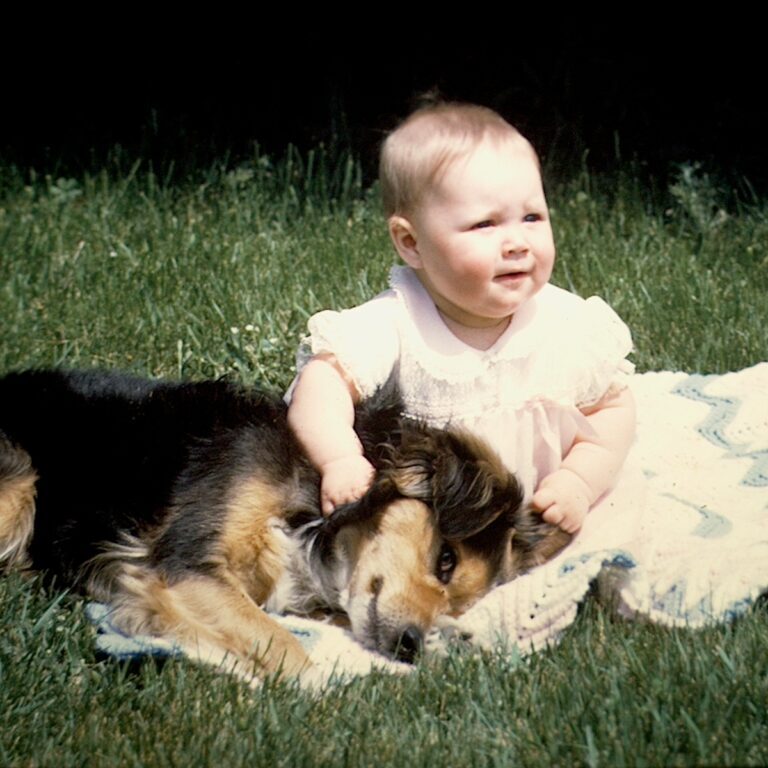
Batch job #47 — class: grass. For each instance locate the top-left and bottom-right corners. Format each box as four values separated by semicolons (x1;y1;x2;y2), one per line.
1;149;767;767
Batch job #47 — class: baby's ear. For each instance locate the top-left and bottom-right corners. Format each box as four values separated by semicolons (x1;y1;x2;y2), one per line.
388;216;422;269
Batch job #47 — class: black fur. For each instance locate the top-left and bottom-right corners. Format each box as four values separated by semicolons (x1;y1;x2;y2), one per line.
0;369;312;583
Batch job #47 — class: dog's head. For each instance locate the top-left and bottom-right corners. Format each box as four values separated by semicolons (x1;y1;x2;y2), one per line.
319;419;572;662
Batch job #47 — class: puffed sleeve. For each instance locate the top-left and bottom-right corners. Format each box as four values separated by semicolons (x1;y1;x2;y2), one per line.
569;296;634;408
521;286;634;409
293;291;401;399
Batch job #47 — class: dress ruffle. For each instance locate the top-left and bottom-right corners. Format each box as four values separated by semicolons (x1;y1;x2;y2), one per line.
529;294;635;409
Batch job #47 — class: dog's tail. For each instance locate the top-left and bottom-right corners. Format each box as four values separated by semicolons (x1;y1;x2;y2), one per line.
0;433;37;570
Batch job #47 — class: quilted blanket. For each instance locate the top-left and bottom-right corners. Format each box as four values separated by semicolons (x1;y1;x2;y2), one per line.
88;364;768;682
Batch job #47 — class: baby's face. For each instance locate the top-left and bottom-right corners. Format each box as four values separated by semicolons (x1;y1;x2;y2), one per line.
401;138;555;333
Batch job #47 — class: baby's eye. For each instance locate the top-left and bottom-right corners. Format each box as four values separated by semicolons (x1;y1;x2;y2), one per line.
523;213;543;223
472;220;494;230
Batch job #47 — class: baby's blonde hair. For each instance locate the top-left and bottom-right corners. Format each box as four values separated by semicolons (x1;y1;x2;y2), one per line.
379;101;536;218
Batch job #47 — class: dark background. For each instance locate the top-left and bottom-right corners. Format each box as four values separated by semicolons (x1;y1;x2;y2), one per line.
3;20;765;187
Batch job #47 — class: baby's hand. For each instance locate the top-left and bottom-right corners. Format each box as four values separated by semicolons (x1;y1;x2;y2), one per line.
319;455;375;516
531;469;591;534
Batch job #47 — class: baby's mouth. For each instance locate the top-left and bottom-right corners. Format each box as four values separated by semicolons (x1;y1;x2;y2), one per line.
495;270;528;281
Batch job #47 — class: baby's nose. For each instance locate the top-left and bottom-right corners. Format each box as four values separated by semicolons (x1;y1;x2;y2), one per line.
502;226;528;254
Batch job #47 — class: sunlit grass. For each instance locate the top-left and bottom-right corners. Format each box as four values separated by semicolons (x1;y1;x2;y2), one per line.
1;151;766;766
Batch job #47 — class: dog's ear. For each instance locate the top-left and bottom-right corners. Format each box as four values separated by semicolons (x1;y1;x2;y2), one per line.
378;435;432;501
383;423;524;541
430;433;523;540
322;476;401;536
353;372;406;462
511;505;573;571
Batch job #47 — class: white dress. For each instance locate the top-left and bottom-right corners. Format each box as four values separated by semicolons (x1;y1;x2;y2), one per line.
292;266;634;502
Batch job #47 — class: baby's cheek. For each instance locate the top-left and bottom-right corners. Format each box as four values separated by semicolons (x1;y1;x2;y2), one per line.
450;254;494;283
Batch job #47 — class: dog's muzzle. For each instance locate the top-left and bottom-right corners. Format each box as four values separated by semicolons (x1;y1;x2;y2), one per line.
390;625;424;663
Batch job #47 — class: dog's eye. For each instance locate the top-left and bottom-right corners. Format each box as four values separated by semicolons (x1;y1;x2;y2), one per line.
436;543;457;584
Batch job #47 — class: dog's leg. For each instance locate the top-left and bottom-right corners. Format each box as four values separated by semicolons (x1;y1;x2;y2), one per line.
111;566;314;684
0;437;37;569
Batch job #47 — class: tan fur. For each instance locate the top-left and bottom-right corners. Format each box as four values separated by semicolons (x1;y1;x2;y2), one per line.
345;499;441;634
84;533;152;603
443;549;496;617
111;565;310;679
343;499;500;650
217;475;290;604
0;465;37;569
86;477;313;682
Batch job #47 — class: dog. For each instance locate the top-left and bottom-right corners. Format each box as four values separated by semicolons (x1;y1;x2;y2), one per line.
0;368;570;684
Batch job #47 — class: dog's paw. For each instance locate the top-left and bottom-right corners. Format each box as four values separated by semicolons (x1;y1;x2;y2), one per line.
424;616;475;658
295;662;334;693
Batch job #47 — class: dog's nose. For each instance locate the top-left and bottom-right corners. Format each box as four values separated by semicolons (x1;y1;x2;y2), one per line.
392;625;423;663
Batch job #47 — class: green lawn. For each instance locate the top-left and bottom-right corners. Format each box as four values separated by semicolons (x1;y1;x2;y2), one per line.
1;152;766;767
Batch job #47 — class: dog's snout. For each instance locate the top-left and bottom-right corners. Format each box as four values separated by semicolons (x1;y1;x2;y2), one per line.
392;625;423;664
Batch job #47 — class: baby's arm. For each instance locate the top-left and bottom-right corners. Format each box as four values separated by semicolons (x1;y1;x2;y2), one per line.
287;355;375;515
532;386;636;533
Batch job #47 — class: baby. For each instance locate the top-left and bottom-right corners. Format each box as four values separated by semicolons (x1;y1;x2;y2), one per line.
287;101;636;534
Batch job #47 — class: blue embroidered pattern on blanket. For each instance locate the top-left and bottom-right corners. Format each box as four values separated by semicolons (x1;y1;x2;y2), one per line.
674;374;768;487
660;493;732;539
